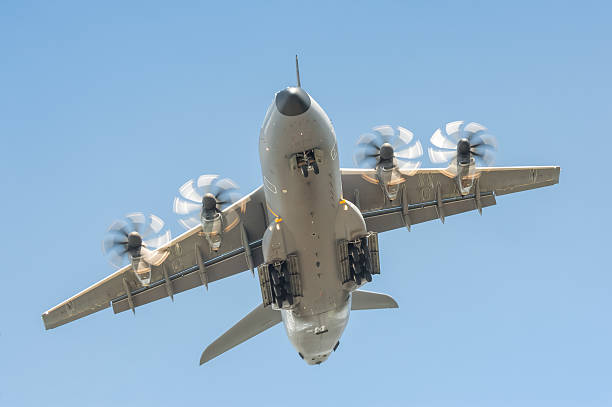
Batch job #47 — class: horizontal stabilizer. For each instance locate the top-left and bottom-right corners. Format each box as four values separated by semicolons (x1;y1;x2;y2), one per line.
200;304;281;365
351;290;399;310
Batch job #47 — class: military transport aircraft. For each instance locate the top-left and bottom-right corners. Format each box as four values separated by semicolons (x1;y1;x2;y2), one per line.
42;60;560;366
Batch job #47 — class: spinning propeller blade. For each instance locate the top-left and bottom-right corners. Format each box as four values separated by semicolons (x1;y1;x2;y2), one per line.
102;213;171;269
173;174;242;231
427;121;497;167
353;125;423;170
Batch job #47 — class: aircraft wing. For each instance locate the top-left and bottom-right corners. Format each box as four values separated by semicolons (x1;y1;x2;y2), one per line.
341;166;560;233
42;186;269;330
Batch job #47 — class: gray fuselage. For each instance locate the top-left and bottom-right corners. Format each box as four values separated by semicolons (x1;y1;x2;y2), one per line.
259;87;367;365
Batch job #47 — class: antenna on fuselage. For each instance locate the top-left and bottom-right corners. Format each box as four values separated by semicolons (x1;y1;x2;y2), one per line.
295;54;301;87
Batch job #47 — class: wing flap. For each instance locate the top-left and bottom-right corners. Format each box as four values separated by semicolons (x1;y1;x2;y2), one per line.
341;166;559;234
363;194;496;233
112;245;264;314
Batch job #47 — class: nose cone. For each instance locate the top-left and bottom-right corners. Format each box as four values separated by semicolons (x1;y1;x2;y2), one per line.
275;87;311;116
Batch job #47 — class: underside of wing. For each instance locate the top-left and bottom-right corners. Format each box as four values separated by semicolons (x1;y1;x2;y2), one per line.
341;166;560;233
42;186;269;329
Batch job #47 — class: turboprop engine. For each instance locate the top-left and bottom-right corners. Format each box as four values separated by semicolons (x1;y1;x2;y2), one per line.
428;121;497;195
102;213;171;286
173;174;241;251
353;125;423;201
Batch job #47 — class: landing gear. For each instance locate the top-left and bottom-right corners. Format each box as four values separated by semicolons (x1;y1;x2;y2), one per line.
347;237;373;286
337;232;380;288
295;149;320;178
270;261;290;306
257;256;302;309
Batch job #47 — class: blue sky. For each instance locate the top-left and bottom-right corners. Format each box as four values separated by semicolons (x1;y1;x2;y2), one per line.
1;1;610;406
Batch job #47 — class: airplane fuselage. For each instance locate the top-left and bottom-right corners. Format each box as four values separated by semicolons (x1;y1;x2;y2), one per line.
259;87;367;364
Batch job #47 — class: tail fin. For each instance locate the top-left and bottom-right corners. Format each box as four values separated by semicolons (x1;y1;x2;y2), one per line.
200;304;281;365
351;290;399;311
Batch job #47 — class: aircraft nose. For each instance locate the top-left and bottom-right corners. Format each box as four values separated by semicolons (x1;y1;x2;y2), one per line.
275;87;311;116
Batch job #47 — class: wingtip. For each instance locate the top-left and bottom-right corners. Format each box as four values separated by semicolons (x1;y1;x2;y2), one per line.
41;313;53;330
199;348;212;366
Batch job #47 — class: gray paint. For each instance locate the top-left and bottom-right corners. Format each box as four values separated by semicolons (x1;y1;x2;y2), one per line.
259;88;367;364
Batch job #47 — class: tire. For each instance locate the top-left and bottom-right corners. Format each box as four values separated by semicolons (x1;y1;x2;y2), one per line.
301;166;308;177
364;271;372;282
280;261;289;275
350;262;359;277
312;161;319;175
353;273;362;285
273;284;283;297
349;245;360;262
270;268;280;285
360;235;369;247
286;293;294;305
357;251;370;273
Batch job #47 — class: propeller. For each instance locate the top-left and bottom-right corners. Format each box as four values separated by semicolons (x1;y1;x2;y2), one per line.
428;121;497;167
353;125;423;172
173;174;242;230
102;213;171;269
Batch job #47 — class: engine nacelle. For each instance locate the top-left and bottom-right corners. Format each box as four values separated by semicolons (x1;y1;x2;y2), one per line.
376;165;404;201
454;157;477;195
131;255;152;286
200;213;224;251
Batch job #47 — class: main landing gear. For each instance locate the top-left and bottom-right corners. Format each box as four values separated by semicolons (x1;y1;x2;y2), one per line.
348;236;373;285
258;255;302;309
337;232;380;288
269;262;294;308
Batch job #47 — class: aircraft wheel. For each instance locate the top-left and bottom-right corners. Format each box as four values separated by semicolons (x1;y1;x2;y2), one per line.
349;246;360;262
286;293;294;305
353;273;362;285
273;284;283;297
361;248;372;268
350;262;358;278
360;235;369;248
270;268;280;285
301;166;308;177
364;271;372;282
357;255;368;274
312;161;319;175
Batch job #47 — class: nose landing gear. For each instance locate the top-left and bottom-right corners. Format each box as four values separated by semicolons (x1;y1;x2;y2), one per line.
294;149;320;178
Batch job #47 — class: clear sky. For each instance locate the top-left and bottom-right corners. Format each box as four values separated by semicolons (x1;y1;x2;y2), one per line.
1;1;610;406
